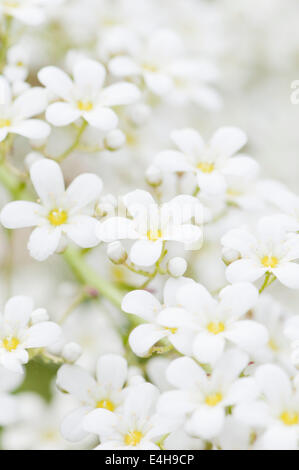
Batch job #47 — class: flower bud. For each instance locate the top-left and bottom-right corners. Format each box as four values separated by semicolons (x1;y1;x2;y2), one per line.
222;247;240;266
62;342;82;363
146;165;162;187
129;103;151;126
31;308;49;324
168;257;187;278
107;241;128;265
104;129;126;150
96;194;117;217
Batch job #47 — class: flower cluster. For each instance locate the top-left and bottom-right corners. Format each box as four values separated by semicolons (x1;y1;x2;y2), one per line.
0;0;298;451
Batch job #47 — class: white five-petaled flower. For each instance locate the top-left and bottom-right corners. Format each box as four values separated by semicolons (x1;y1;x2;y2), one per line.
84;382;175;450
0;0;49;25
0;76;50;143
235;364;299;450
97;189;203;267
222;216;299;289
154;127;258;195
160;281;267;365
38;59;140;131
109;28;220;108
57;354;129;443
0;158;102;261
158;349;257;440
121;277;196;358
0;296;61;374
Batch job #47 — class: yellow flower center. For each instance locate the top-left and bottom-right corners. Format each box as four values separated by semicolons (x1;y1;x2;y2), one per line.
2;337;20;352
48;208;68;226
77;100;93;112
205;392;223;407
0;119;11;128
147;229;163;241
124;430;143;447
142;63;158;73
207;321;225;335
268;339;278;351
280;411;299;426
96;399;115;412
261;255;278;269
197;162;215;173
164;327;178;335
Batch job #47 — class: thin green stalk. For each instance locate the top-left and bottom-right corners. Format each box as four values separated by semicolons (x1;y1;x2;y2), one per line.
63;246;126;310
56;120;87;163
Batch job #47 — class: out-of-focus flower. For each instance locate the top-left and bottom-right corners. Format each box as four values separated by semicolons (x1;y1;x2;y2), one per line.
0;76;50;142
0;0;50;25
0;295;61;373
154;127;256;196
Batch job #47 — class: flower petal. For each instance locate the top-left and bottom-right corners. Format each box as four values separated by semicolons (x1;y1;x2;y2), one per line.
166;356;207;389
188;406;225;439
10;120;51;140
73;59;106;93
23;321;61;348
0;201;42;228
226;259;265;283
171;128;205;156
12;87;48;119
61;406;92;442
38;66;73;100
4;296;33;330
46;102;80;127
27;226;62;261
57;364;96;402
99;82;140;106
30;159;65;207
193;331;225;365
273;262;299;289
129;324;167;357
130;240;163;267
154;150;193;173
65;173;102;212
96;354;127;390
122;290;161;322
84;107;118;131
225;320;269;352
255;364;291;408
64;216;100;248
210;127;247;157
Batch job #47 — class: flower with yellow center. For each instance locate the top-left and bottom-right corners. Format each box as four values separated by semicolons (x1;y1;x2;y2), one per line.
207;321;225;335
96;399;115;412
147;229;163;242
77;100;93;112
124;430;143;447
205;392;223;407
197;162;215;173
48;208;68;226
0;119;11;128
280;411;299;426
261;255;279;269
2;337;20;352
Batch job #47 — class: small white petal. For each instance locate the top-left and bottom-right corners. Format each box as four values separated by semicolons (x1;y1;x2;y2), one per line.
210;127;247;157
23;322;61;348
27;226;62;261
0;201;42;228
99;82;140;106
130;240;163;267
129;324;167;357
96;354;127;390
30;159;65;207
38;66;73;100
46;102;80;127
64;216;100;248
122;290;161;322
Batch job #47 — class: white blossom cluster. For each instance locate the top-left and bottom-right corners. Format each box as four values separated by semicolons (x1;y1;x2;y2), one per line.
0;0;298;451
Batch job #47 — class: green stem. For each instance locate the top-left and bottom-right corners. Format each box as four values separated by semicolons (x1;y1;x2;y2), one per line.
63;246;125;310
0;164;25;199
259;272;276;294
56;120;87;163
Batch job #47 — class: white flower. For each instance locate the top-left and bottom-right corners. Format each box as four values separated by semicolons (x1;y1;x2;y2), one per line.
160;281;267;365
38;59;140;131
97;190;203;267
4;44;30;84
154;127;258;195
109;28;219;107
235;364;299;450
0;76;50;142
0;0;49;25
158;349;257;440
0;159;102;261
222;216;299;289
0;365;23;426
57;354;129;443
0;295;61;374
122;277;196;357
84;382;174;450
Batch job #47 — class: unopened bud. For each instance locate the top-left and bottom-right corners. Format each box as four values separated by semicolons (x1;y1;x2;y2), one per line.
107;241;128;265
129;104;151;126
167;257;187;278
31;308;49;324
62;342;82;363
146;166;162;187
105;129;126;150
222;247;240;265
